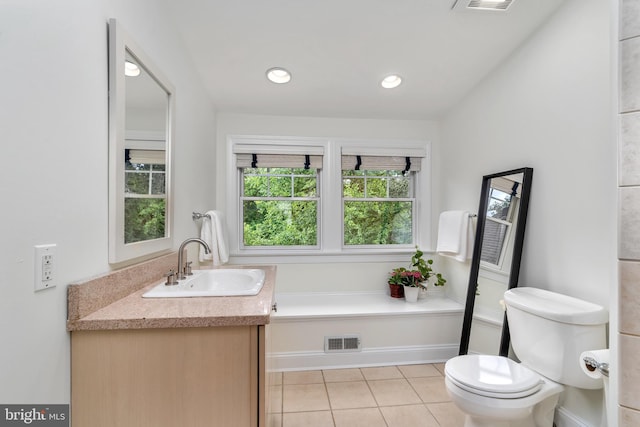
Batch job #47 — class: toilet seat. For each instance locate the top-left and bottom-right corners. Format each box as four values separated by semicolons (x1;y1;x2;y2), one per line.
445;355;544;399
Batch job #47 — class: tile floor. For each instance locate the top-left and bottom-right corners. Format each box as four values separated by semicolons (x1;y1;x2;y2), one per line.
269;363;465;427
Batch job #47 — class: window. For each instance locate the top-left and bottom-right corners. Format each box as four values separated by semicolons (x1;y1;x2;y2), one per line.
241;166;319;247
480;178;520;270
124;149;166;244
228;137;430;260
341;153;421;247
342;170;414;246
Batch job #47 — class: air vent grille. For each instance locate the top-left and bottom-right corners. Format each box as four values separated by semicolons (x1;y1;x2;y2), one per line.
453;0;513;11
325;335;362;353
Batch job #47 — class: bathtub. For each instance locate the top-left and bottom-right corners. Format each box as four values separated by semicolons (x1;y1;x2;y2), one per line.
269;290;464;371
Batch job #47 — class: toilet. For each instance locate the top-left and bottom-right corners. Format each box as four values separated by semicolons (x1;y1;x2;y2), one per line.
445;287;608;427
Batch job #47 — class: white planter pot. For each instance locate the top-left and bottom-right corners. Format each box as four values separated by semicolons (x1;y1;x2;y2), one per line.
404;286;419;302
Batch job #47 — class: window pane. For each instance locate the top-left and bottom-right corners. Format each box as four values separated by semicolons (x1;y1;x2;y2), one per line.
126;172;150;194
126;162;150;171
270;167;291;175
151;172;165;195
294;177;317;197
243;200;317;246
124;198;165;244
344;201;412;245
487;188;512;220
366;178;387;198
270;176;292;197
244;167;268;175
343;177;364;198
389;177;409;198
244;175;268;197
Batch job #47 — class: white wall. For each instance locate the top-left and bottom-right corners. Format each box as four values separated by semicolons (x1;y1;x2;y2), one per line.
215;113;443;293
440;0;614;425
0;0;216;403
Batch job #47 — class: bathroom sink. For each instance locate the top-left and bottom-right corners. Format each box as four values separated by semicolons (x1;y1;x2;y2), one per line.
142;269;265;298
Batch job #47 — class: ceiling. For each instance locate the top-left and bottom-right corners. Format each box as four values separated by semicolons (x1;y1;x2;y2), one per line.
164;0;567;120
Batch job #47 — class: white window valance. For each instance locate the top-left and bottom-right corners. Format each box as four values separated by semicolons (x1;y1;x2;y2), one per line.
340;146;425;172
128;149;165;165
236;153;323;169
234;144;324;169
341;155;422;172
491;176;521;198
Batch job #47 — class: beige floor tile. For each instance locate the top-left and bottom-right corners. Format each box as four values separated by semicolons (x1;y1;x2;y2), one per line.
361;365;403;380
283;384;331;412
368;378;422;406
323;368;364;382
270;384;283;414
408;376;451;403
434;363;446;376
427;402;466;427
269;412;283;427
271;371;283;386
326;381;377;410
332;408;387;427
380;404;440;427
284;370;325;384
282;411;335;427
398;364;442;378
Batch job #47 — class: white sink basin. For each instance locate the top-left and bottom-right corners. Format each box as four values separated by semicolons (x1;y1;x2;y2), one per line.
142;269;266;298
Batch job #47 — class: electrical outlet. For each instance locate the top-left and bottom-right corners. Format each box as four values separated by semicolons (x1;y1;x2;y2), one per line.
35;244;56;292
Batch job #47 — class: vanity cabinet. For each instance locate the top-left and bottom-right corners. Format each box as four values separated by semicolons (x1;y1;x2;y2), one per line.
71;324;271;427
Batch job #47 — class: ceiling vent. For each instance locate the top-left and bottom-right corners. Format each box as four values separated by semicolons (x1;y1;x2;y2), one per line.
452;0;513;12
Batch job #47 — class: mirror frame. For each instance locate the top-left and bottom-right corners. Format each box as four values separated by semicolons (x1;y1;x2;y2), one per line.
458;167;533;356
108;19;175;263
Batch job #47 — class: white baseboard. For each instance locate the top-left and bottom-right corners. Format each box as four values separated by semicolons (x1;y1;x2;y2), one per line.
269;344;459;371
555;406;591;427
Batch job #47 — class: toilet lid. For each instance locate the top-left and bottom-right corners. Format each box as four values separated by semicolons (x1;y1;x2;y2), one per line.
445;355;543;398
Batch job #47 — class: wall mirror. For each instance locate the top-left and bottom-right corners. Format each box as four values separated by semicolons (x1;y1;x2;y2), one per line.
458;167;533;357
108;19;174;263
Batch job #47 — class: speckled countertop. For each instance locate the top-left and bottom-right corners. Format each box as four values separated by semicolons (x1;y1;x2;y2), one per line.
67;255;276;331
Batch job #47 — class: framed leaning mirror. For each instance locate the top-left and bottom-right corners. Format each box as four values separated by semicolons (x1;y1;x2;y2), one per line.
108;19;175;263
458;167;533;357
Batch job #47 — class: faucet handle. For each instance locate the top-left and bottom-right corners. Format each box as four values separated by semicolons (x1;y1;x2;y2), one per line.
184;261;193;276
165;269;178;286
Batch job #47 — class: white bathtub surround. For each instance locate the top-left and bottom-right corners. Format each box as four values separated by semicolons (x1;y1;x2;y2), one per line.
270;291;464;371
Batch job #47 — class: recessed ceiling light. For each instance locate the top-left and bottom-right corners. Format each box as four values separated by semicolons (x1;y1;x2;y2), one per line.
266;67;292;84
381;75;402;89
124;60;140;77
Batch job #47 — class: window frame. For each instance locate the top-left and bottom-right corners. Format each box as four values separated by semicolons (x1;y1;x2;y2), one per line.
225;135;432;263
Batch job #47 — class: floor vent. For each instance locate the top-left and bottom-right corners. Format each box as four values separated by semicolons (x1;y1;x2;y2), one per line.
324;335;361;353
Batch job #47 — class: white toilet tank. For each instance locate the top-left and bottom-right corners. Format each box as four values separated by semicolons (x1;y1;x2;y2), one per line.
504;287;608;390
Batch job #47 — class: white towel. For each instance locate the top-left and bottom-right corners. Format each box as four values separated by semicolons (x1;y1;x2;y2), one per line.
199;210;229;266
436;210;475;262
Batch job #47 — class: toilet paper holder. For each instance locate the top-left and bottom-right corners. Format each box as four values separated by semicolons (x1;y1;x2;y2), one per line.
583;356;609;377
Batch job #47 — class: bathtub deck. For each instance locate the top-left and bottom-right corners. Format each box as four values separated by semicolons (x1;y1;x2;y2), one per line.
273;291;463;319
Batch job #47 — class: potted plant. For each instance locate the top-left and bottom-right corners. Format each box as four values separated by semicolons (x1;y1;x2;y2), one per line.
388;247;446;301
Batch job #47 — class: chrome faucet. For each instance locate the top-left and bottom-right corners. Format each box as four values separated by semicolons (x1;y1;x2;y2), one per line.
177;238;211;280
